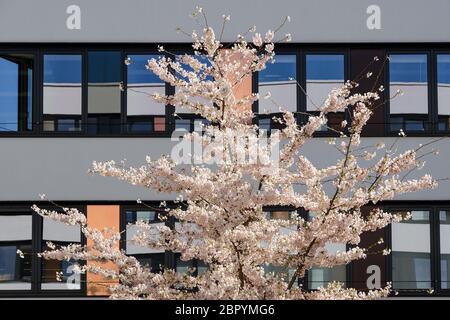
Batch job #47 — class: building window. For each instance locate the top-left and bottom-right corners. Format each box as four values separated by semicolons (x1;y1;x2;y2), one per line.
87;51;122;134
306;211;347;289
263;210;297;283
124;210;165;273
175;253;208;276
0;214;33;290
258;54;297;128
307;243;347;289
173;55;212;132
391;210;431;290
41;217;81;290
388;54;429;133
126;54;166;133
305;54;345;133
43;54;82;132
439;210;450;289
437;54;450;132
0;53;33;132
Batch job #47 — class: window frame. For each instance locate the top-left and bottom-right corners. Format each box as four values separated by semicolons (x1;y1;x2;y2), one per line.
301;49;350;137
0;49;37;135
254;48;301;131
385;50;433;136
385;205;438;296
0;204;86;298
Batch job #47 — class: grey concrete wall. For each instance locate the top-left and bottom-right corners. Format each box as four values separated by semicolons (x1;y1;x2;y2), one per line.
0;137;448;201
0;0;449;43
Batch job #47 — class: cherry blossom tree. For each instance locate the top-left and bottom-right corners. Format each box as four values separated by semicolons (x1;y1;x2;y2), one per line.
33;8;438;300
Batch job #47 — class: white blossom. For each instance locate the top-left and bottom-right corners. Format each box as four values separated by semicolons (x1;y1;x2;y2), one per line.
32;12;438;301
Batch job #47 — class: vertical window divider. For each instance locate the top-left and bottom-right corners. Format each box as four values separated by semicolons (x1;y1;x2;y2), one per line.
252;71;258;126
299;50;307;126
31;210;41;294
384;51;391;136
37;48;44;135
120;50;127;135
430;51;438;135
432;207;441;292
427;51;434;133
295;47;301;125
81;49;88;135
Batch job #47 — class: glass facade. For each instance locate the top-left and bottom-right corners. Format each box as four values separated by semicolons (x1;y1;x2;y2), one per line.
125;210;165;273
437;54;450;131
41;218;81;290
306;54;345;132
0;214;32;290
126;54;166;133
391;210;431;290
389;54;428;132
258;54;297;114
43;54;82;132
0;54;33;132
440;210;450;289
87;51;122;134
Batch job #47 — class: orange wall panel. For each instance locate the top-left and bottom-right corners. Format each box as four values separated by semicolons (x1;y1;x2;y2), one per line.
86;205;120;296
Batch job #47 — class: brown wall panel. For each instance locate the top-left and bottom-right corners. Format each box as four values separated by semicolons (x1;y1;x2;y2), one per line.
351;205;388;291
350;49;387;137
86;205;120;296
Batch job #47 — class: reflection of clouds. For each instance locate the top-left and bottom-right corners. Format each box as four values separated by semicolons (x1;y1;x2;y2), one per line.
44;83;81;115
259;80;297;113
438;83;450;115
390;82;428;114
306;80;343;111
127;83;165;116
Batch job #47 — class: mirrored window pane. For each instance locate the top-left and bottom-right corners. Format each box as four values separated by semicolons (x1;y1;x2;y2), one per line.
306;54;344;111
307;212;346;289
308;243;347;289
175;55;212;115
0;215;32;290
126;54;166;133
41;217;81;290
88;51;121;134
43;55;82;132
175;119;191;132
0;54;33;132
125;210;164;256
391;210;431;290
263;211;297;284
259;54;296;113
440;210;450;289
437;55;450;131
389;54;428;132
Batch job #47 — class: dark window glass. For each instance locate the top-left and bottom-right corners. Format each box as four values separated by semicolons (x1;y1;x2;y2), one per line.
0;214;32;290
43;54;82;132
391;210;431;290
126;54;166;133
136;254;165;273
41;217;81;290
439;210;450;289
258;54;296;114
175;119;191;131
0;54;33;132
437;55;450;131
389;54;428;132
88;51;121;134
175;253;207;276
